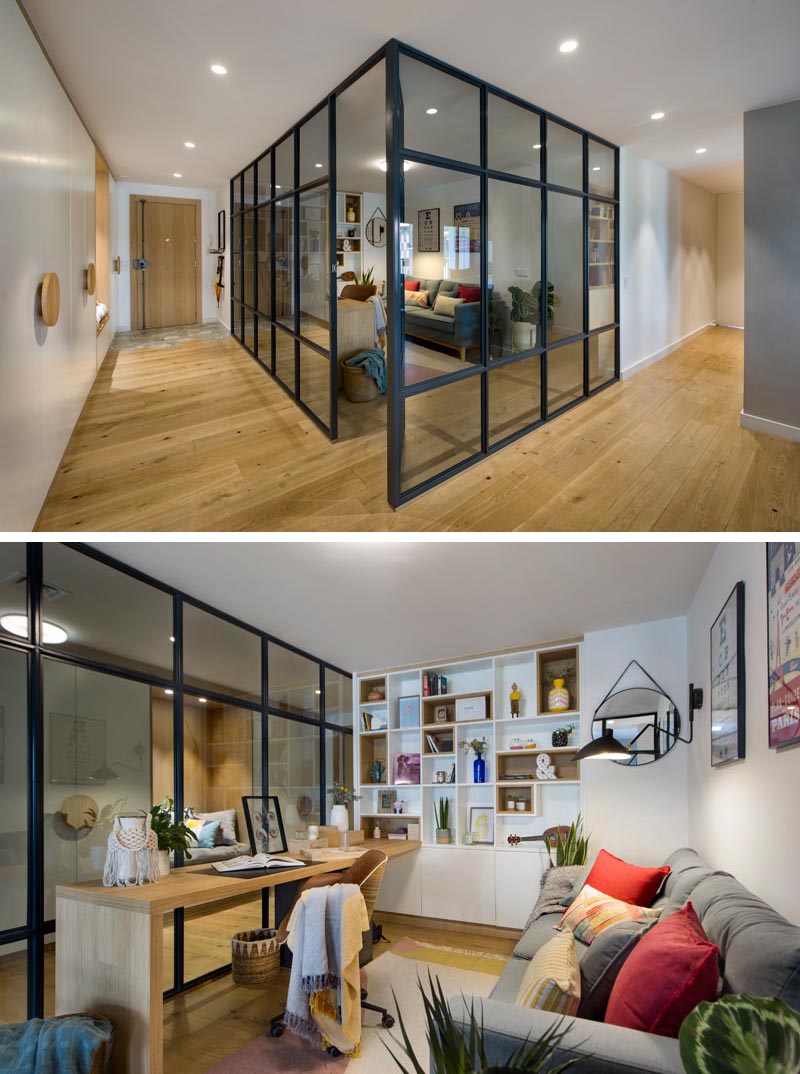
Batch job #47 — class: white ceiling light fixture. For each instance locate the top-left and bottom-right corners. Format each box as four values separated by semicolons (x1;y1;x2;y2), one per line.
170;635;175;642
592;166;601;171
315;163;323;168
533;144;542;150
650;112;665;121
1;614;68;644
377;160;413;172
164;688;174;696
426;107;438;115
210;64;227;75
173;172;182;178
696;147;708;154
199;697;207;703
184;141;196;149
559;39;579;53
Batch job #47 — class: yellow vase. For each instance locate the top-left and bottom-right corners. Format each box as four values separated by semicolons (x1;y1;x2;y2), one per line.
548;678;570;712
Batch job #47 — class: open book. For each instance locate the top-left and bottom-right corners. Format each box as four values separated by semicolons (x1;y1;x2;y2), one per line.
212;853;306;873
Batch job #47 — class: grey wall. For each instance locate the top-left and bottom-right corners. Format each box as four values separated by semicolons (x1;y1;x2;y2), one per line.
743;99;800;437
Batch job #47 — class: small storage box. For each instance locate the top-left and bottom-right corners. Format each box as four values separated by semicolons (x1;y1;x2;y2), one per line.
456;695;487;722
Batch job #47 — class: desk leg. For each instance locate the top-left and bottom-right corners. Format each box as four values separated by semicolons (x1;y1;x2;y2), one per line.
56;897;163;1074
275;879;301;967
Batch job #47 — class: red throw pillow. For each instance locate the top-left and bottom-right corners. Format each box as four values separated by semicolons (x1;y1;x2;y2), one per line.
404;280;420;291
605;902;719;1038
458;284;481;303
585;849;670;906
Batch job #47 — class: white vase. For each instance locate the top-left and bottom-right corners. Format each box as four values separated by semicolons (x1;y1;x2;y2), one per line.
330;804;349;834
512;322;535;352
158;849;170;877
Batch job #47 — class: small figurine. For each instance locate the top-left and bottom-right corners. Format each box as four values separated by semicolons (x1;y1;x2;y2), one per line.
510;682;522;718
393;800;406;814
371;759;385;784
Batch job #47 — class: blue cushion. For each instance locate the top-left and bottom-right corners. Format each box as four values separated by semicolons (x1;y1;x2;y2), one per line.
195;820;221;849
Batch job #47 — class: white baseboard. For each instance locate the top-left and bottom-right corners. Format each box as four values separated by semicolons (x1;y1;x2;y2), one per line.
216;316;231;332
717;322;744;330
740;410;800;444
620;323;715;381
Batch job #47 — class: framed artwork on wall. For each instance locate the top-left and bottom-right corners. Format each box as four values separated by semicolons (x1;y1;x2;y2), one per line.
49;714;106;784
767;542;800;749
417;208;440;253
454;202;481;253
710;581;746;766
398;695;420;728
469;805;494;844
242;795;288;855
394;752;420;785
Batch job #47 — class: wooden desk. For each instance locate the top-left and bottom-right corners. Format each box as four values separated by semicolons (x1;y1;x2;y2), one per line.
55;854;361;1074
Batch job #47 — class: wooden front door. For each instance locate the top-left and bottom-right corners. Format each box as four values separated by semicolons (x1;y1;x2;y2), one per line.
131;195;200;330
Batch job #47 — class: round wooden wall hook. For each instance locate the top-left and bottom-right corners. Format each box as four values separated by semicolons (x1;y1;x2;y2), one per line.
85;262;96;295
40;272;60;327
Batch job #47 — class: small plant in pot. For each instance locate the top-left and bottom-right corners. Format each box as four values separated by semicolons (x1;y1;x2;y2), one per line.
508;285;539;352
434;796;451;845
148;798;197;876
547;814;589;869
552;726;573;748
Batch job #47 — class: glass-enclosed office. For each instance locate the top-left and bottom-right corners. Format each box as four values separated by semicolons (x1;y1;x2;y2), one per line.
0;544;352;1022
230;40;619;508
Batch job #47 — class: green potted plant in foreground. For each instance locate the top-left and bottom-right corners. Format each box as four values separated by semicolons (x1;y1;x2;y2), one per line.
148;798;197;876
387;972;579;1074
434;796;451;845
679;995;800;1074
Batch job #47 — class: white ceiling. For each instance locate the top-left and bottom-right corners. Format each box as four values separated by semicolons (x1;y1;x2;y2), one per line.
22;0;800;195
91;542;716;672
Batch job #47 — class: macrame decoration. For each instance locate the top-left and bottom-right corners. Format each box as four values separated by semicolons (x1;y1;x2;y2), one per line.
103;813;160;887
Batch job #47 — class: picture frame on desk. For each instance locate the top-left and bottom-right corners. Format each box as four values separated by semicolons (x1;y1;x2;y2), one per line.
242;795;288;855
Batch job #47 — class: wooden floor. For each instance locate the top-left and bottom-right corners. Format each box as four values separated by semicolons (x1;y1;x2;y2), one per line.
36;326;800;532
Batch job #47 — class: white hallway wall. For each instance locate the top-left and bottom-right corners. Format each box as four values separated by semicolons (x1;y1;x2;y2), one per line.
716;192;744;328
687;541;799;925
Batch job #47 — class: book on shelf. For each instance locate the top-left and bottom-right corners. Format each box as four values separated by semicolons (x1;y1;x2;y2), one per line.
426;733;439;753
448;763;456;783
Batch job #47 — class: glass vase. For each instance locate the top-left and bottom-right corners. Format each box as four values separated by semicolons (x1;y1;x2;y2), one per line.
473;754;486;784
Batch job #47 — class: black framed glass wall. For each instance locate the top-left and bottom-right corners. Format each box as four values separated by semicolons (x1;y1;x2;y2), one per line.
0;543;352;1023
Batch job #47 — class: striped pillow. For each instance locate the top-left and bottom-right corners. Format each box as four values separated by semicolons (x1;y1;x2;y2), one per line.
406;289;430;308
433;293;465;318
557;883;663;946
515;930;580;1015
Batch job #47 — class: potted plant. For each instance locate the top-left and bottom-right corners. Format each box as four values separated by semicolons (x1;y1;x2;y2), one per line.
148;798;197;876
329;782;361;836
531;279;561;335
547;814;589;869
434;797;451;844
508;285;538;352
461;737;490;784
679;994;800;1074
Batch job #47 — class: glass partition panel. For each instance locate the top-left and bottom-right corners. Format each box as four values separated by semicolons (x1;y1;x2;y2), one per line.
275;328;295;391
232;303;243;343
232;175;243;214
183;604;261;703
0;647;28;934
589;141;615;197
325;728;354;827
589;328;616;390
42;661;154;920
300;106;329;187
269;642;320;718
243;211;255;308
589;201;616;329
324;668;352;728
299;187;329;350
401;375;481;493
232;215;241;301
400;54;480;166
275;135;294;194
488;354;541;446
256;151;271;203
488;179;541;360
547;340;584;413
257;203;272;317
268;715;320;832
0;543;28;643
488;94;541;180
257;315;271;369
547;192;584;341
547;120;583;191
298;342;329;429
275;197;294;331
402;163;482;385
243;165;255;207
244;310;255;355
42;545;173;676
0;941;28;1023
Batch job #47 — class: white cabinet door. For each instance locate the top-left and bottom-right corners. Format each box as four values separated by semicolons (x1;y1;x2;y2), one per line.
376;850;422;916
495;850;546;929
420;849;496;925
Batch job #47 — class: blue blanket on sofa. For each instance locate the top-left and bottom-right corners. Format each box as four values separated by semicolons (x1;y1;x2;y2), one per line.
343;348;387;395
0;1015;113;1074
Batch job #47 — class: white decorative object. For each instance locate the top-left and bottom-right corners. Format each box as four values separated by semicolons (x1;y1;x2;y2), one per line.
103;814;159;887
373;825;381;839
536;753;557;780
330;804;349;834
307;824;319;841
158;849;170;876
456;696;487;722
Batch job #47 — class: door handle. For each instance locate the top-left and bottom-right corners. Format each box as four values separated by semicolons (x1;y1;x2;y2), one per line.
132;258;149;270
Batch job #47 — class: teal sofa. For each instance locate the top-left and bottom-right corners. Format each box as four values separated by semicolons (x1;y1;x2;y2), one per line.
404;277;481;362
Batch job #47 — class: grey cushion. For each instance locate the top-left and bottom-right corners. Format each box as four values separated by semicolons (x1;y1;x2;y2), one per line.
405;277;442;304
524;865;585;928
513;914;562;961
579;919;652;1021
489;957;528;1004
660;866;728;915
561;866;591;906
690;873;800;1009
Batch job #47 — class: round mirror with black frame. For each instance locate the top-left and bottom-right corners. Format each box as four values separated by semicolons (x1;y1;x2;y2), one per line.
592;686;681;766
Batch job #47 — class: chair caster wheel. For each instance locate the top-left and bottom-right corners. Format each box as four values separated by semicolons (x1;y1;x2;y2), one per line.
382;1014;395;1029
270;1024;284;1038
327;1046;342;1058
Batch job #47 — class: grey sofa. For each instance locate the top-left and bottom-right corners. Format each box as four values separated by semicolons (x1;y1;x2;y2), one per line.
449;848;800;1074
404;277;480;361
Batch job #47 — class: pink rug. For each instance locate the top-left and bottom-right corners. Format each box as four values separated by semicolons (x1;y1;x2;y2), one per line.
205;1028;348;1073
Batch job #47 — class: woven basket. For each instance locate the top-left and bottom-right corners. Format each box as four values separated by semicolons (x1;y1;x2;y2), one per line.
231;928;280;986
343;362;378;402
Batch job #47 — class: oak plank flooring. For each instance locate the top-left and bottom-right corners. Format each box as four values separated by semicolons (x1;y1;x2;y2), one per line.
36;326;800;532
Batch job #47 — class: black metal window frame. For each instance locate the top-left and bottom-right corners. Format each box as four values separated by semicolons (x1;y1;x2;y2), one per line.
228;38;619;507
0;542;352;1019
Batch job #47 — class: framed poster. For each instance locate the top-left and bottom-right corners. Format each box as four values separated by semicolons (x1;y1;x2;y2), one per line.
394;752;420;785
242;795;288;855
469;805;494;844
710;581;746;766
417;208;440;253
49;714;106;784
454;202;481;253
767;542;800;749
398;695;420;728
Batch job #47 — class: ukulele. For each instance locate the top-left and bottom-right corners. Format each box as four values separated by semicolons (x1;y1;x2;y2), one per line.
506;833;548;846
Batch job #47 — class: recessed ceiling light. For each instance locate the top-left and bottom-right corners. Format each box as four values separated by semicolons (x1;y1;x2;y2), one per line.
315;689;321;695
165;688;174;696
650;112;665;121
377;160;413;172
315;162;323;168
169;635;175;642
533;144;542;150
1;614;67;644
426;107;438;115
199;697;207;703
696;147;707;154
592;166;601;171
184;141;196;149
559;39;578;53
275;185;282;190
210;64;227;75
173;172;182;178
